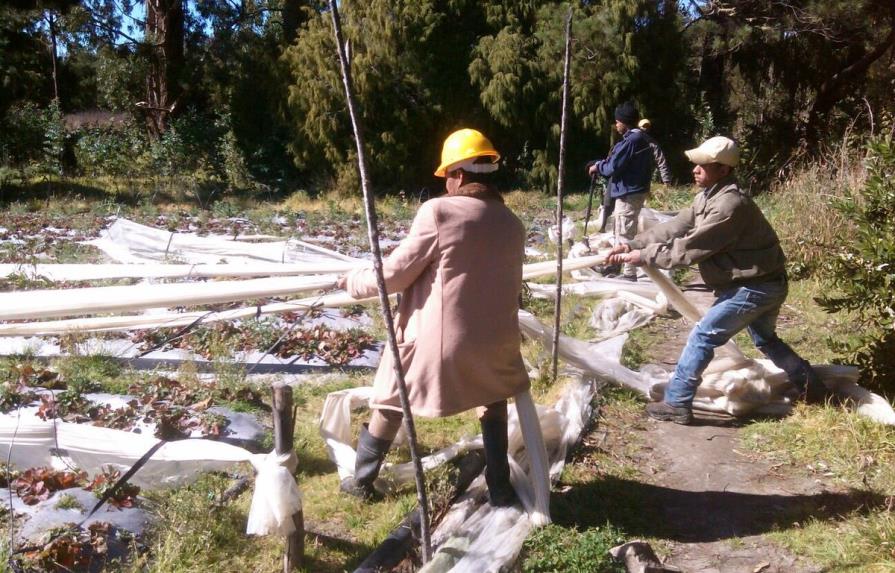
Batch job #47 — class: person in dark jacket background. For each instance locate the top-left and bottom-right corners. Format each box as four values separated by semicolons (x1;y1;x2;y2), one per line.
588;101;655;281
607;136;828;424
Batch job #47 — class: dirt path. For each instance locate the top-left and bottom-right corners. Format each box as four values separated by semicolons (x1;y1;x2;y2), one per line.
593;285;846;572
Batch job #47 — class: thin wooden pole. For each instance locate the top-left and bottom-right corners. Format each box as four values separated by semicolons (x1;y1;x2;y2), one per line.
272;383;304;572
327;0;432;563
552;6;574;382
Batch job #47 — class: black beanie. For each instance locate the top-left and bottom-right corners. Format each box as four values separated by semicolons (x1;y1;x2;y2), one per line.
614;102;639;126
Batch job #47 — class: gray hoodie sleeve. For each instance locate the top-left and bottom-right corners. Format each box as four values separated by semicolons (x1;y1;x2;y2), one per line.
650;142;672;185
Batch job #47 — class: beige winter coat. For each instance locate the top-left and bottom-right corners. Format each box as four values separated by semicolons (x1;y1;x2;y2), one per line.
346;184;531;417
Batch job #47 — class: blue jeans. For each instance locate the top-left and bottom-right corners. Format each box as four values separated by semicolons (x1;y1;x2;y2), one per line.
664;277;809;408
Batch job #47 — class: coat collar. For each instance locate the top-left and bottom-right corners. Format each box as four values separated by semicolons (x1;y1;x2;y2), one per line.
702;174;739;199
451;182;504;203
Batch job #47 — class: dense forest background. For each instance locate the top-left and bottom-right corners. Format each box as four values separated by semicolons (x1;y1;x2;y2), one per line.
1;0;893;195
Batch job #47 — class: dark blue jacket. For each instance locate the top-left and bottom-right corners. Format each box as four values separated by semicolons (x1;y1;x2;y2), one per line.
597;128;655;198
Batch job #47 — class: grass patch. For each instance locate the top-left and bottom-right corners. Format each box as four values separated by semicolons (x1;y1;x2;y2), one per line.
51;355;123;394
742;404;895;570
135;473;286;572
647;183;694;212
758;158;860;279
521;523;625;572
53;493;85;512
518;386;652;570
620;321;666;371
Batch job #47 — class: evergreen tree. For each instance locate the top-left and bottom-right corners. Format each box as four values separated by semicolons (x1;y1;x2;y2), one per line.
285;0;454;192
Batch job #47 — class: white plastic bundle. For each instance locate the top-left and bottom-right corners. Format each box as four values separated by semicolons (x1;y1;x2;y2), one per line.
246;451;303;536
546;216;577;244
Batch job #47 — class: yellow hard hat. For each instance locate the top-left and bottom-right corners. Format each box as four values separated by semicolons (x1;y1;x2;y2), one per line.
434;128;500;177
638;118;652;129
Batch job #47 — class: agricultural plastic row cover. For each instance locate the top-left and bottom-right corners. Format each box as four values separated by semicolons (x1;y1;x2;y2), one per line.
0;414;301;536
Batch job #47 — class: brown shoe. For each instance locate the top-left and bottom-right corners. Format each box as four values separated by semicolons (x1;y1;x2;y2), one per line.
646;402;693;425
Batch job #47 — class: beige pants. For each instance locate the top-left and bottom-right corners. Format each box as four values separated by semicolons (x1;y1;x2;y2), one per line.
614;192;647;277
369;400;508;441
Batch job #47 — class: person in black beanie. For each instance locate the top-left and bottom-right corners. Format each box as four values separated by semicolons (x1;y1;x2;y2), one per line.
587;101;655;281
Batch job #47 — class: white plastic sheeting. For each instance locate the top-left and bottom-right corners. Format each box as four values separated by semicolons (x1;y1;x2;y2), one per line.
88;218;357;265
522;276;895;425
547;216;577;245
317;387;551;525
0;291;372;337
418;371;608;572
0;261;360;281
0;254;608;337
0;275;339;321
0;415;301;536
546;208;674;249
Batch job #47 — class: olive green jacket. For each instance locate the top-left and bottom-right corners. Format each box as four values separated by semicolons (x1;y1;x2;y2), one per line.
628;176;786;291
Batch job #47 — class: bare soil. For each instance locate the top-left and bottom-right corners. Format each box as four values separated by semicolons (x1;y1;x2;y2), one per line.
571;284;879;572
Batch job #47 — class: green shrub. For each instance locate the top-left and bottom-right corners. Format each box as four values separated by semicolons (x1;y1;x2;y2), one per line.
0;101;64;173
818;136;895;393
42;100;65;176
73;122;149;177
148;109;228;179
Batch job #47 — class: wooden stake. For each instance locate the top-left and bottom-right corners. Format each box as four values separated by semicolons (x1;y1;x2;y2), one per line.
552;6;574;382
272;383;304;571
327;0;432;562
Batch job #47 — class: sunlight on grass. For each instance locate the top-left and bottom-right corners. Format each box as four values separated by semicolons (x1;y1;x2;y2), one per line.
743;404;895;570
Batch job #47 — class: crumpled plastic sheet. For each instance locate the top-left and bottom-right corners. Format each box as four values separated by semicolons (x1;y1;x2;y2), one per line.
545;208;674;251
247;450;304;536
589;290;669;341
418;374;604;572
526;278;661;300
316;329;626;571
519;310;649;394
546;216;578;245
0;415;302;537
317;387;551;525
522;302;895;425
88;218;359;265
0;261;361;282
0;275;339;322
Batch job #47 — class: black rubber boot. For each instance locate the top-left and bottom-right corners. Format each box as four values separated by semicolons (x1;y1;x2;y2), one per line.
758;344;830;404
340;424;392;500
799;362;830;404
480;415;517;507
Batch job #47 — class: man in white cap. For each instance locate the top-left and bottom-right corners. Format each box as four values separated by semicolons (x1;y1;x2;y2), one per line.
607;136;827;424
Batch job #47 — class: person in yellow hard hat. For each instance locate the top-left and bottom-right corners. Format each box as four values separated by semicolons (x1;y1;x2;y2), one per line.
638;119;673;185
336;128;530;506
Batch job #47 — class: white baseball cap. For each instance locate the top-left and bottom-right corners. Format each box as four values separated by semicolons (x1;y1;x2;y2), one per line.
685;136;739;167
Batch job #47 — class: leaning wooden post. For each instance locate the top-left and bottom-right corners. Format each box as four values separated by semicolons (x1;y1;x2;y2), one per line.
327;0;432;562
272;382;304;571
552;6;574;382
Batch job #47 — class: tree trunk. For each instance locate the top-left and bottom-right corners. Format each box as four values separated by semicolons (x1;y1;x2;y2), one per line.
144;0;184;138
46;11;59;103
282;0;309;46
